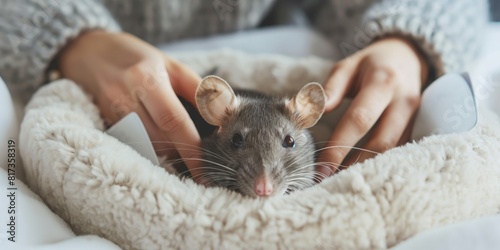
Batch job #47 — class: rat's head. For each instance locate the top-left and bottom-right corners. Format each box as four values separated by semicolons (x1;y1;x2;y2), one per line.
196;76;326;197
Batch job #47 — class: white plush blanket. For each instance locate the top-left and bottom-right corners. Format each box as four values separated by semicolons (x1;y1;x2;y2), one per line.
20;50;500;250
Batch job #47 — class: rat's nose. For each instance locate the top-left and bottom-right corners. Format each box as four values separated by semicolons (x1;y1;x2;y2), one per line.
255;176;273;196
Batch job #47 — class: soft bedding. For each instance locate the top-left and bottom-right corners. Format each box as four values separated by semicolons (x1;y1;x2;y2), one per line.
3;25;500;249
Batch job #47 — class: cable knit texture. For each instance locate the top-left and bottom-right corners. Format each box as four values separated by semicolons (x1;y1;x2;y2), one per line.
0;0;120;94
0;0;489;91
360;0;489;80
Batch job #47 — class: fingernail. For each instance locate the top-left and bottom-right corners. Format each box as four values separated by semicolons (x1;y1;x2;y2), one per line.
325;92;337;108
324;165;334;177
323;167;332;177
325;91;332;103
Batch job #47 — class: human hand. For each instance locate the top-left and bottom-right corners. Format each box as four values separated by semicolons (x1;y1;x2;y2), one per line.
318;37;429;177
57;30;205;182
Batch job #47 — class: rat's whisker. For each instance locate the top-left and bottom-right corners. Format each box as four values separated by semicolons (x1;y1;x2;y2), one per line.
155;145;230;162
287;145;376;166
176;168;234;179
169;160;236;179
205;149;233;165
285;177;315;184
150;140;231;159
201;149;233;165
286;161;344;175
283;144;363;169
351;153;362;165
315;170;333;177
312;176;324;182
312;145;380;155
189;172;235;182
212;177;237;182
182;167;235;178
282;150;318;169
184;158;237;173
286;180;314;191
287;174;315;182
281;145;378;170
309;140;352;145
169;158;237;173
179;166;235;176
168;140;234;161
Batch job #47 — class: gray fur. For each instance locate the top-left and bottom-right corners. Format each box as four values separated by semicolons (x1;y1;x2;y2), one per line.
201;94;316;197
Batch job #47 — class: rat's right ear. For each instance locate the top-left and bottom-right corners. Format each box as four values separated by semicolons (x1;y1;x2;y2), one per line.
196;76;238;126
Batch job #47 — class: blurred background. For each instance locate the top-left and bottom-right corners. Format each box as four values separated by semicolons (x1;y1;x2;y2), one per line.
492;0;500;20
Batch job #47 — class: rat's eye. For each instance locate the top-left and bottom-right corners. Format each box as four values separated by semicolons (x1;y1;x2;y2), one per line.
282;135;295;148
231;133;244;148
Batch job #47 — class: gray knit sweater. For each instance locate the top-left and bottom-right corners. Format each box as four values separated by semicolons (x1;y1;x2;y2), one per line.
0;0;489;94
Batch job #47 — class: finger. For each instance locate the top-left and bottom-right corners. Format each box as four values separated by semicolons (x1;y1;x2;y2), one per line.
314;162;343;182
125;62;204;183
164;55;202;107
346;96;420;165
97;89;130;127
319;67;395;175
323;58;359;112
96;83;179;158
133;103;178;158
398;113;416;145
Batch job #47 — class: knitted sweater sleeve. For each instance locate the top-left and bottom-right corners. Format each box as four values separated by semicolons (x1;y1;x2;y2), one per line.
359;0;489;81
0;0;120;92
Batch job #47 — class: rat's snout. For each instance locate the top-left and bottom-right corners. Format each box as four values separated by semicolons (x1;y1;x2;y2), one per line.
255;176;273;197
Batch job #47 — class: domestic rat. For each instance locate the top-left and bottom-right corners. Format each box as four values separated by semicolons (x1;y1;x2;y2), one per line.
183;75;326;197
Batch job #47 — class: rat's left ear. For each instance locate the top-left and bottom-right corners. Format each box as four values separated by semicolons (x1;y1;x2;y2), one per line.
286;82;326;129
